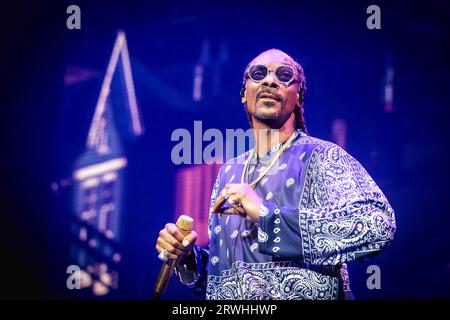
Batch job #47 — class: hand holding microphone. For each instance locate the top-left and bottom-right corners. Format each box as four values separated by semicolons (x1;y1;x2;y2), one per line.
154;215;197;298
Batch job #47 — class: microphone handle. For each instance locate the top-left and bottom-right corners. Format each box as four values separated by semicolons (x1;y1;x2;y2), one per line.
153;260;177;299
153;216;193;299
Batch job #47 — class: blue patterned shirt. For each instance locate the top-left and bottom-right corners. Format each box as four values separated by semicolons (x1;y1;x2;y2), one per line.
176;130;396;300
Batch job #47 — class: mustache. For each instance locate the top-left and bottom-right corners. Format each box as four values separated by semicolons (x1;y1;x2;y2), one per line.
256;90;282;101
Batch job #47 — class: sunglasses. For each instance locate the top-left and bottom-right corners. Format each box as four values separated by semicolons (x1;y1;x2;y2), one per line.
247;64;298;86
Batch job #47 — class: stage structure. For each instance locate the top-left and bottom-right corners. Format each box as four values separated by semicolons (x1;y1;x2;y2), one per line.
70;31;144;296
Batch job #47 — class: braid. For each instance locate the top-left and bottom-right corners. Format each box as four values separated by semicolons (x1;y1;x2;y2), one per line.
294;104;308;135
240;50;308;134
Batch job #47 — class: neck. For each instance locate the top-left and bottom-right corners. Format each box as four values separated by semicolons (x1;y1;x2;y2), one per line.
252;114;296;157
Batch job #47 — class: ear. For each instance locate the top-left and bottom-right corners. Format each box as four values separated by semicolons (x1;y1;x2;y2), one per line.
240;86;247;104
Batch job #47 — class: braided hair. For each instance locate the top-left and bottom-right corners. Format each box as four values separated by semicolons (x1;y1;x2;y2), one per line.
240;50;308;134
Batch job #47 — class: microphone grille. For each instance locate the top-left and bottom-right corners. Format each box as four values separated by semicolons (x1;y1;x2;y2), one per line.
176;215;194;231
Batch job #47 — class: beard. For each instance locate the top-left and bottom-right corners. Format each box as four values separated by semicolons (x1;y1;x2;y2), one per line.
247;102;291;129
253;99;282;118
254;108;281;120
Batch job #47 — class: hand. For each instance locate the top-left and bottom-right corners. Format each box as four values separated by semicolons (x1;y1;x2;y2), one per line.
217;183;263;223
155;223;197;261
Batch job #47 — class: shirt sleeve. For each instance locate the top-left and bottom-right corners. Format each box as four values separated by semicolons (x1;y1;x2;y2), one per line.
258;143;396;266
174;245;209;296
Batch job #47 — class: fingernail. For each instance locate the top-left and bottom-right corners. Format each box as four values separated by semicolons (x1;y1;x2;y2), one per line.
182;239;189;247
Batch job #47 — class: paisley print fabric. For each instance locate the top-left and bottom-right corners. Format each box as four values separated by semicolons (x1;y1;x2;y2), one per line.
176;130;396;300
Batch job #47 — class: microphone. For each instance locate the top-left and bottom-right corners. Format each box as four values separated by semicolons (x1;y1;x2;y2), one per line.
153;215;194;299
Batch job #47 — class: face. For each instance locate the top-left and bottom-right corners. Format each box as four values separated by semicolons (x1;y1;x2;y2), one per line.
243;50;300;128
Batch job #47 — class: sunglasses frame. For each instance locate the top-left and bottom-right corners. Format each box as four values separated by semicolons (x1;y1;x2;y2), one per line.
247;64;298;86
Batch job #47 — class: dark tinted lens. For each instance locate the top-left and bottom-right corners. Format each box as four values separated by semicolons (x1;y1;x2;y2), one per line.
249;65;268;81
275;66;294;82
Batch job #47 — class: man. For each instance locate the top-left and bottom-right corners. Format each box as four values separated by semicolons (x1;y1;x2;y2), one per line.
156;49;396;300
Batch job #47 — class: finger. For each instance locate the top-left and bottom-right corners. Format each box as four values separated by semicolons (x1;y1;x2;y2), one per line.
165;223;186;242
224;208;242;215
225;183;240;188
227;194;243;207
219;188;229;199
217;207;241;215
229;201;246;215
216;205;228;213
216;200;242;213
157;238;186;256
159;229;185;250
157;238;186;257
182;230;198;248
225;185;237;195
155;244;179;260
225;186;244;199
224;184;240;196
221;184;231;196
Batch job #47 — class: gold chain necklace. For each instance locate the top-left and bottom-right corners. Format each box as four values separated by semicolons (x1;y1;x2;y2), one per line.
241;130;298;189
